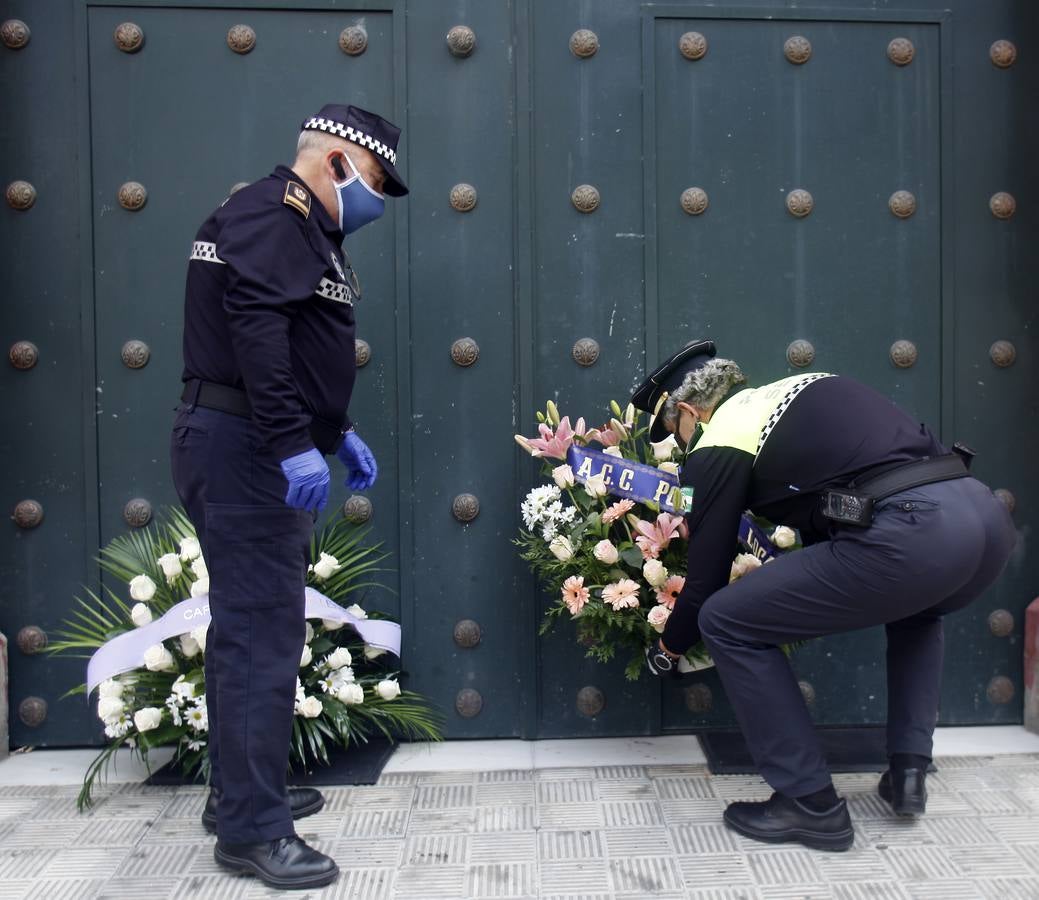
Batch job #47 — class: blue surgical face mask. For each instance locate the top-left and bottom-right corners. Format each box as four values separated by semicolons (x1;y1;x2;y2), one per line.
333;153;385;235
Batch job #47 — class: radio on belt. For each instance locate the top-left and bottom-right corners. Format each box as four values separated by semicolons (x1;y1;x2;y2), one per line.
821;489;874;527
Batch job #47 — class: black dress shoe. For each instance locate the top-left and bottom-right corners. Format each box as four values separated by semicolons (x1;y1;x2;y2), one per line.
202;787;325;834
723;792;854;851
878;768;927;817
214;835;339;890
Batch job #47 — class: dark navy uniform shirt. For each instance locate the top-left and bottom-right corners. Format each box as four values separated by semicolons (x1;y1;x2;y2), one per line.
181;165;358;460
675;374;946;615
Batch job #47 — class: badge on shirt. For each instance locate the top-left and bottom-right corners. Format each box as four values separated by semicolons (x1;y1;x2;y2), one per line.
283;182;312;218
680;486;695;513
330;251;346;282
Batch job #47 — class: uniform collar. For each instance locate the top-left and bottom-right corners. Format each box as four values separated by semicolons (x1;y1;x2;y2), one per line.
274;165;343;242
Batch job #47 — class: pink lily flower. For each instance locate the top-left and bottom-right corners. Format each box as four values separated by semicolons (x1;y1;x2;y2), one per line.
526;416;586;461
634;512;684;559
588;424;620;447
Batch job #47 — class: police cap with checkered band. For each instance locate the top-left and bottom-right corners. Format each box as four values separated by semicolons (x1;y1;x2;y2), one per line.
631;339;717;443
302;104;408;197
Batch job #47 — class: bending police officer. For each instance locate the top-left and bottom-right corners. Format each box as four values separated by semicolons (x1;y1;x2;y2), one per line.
634;341;1016;852
171;105;407;890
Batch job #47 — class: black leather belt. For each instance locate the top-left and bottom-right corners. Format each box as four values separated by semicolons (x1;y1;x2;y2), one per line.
181;379;346;455
822;454;971;527
853;454;970;500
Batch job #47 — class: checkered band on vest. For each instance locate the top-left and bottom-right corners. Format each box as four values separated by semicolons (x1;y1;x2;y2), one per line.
190;241;226;264
315;277;354;306
757;373;835;456
302;117;397;165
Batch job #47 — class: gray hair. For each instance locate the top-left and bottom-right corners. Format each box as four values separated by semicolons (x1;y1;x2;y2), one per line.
660;358;746;427
296;129;349;158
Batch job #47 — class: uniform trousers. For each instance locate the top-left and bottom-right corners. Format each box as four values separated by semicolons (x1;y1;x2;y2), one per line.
171;404;313;843
699;477;1016;797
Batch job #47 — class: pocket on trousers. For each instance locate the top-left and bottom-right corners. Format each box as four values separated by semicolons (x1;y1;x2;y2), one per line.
172;410;210;447
875;493;940;515
204;503;313;610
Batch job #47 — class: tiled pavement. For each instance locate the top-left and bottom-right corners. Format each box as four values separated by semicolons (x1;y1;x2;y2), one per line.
2;754;1039;899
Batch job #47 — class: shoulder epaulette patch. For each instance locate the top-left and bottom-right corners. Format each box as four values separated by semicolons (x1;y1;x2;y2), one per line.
283;181;312;218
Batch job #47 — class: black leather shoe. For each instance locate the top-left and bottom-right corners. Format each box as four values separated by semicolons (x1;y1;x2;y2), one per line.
878;768;927;817
214;835;339;890
723;792;854;851
202;788;325;834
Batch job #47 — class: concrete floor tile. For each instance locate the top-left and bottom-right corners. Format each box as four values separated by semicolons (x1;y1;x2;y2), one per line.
538;828;605;860
23;878;110;900
609;854;684;893
468;861;537;897
540;858;612;893
471;831;537;861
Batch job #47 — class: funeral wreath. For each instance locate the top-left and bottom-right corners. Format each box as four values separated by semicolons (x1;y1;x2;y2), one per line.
50;508;442;809
515;399;802;680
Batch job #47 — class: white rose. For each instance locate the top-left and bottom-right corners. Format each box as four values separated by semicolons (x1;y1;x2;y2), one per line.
157;552;183;582
133;707;163;732
190;625;208;654
143;644;175;672
593;540;619;565
548;535;574;561
658;461;680;476
129;574;156;602
643;559;669;588
191;556;208;580
364;646;386;660
729;552;763;582
322;618;345;631
97;697;124;723
311;552;342;581
98;679;123;700
376;679;401;701
603;446;624;458
179;633;200;658
552;464;576;489
130;603;153;628
772;526;797;549
298;696;323;718
326;647;353;670
650;434;680;461
305;622;315;643
346;604;368;620
647;604;672;633
170;676;196;701
190;577;210;598
337;682;365;705
300;645;313;668
179;536;202;561
584;473;608;498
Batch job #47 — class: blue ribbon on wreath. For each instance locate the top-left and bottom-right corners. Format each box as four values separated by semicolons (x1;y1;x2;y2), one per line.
566;445;779;562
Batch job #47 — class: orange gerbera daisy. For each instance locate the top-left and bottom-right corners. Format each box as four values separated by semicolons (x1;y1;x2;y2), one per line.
656;575;685;609
602;578;640;610
561;575;590;616
602;499;635;525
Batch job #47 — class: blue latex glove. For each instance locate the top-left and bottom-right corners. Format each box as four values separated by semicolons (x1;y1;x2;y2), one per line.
337;431;378;491
279;448;331;512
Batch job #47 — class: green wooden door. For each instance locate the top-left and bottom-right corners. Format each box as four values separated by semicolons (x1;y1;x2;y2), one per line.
1;0;1033;746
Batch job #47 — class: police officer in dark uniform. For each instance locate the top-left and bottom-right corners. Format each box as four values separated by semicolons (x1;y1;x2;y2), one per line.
170;104;407;889
635;341;1016;851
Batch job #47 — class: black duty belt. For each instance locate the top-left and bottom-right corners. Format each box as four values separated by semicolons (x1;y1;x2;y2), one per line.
180;379;346;456
821;453;971;527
